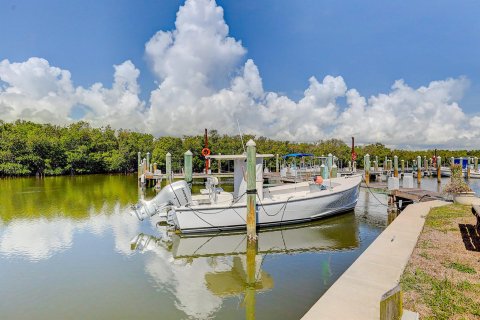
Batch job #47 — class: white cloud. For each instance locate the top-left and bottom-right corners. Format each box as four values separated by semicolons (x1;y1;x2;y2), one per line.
0;0;479;148
0;58;144;130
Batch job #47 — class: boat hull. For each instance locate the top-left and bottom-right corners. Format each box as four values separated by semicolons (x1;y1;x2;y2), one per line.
170;176;361;233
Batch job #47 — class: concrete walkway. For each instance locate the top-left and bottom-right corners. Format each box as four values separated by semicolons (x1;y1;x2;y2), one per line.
302;200;449;320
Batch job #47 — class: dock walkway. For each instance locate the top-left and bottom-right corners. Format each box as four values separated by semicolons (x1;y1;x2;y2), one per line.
302;200;449;320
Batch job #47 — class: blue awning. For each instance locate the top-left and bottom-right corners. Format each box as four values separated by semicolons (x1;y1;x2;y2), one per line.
282;153;314;159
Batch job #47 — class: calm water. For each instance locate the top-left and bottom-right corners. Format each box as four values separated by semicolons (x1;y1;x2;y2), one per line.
1;175;475;319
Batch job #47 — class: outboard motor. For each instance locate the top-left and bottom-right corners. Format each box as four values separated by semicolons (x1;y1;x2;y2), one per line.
132;180;192;220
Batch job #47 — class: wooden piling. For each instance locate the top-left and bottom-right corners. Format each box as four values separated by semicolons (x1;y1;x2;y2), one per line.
401;159;405;175
331;161;338;178
321;162;328;180
364;154;370;186
327;153;333;178
276;154;279;173
436;156;441;183
166;152;172;183
218;153;222;174
246;140;257;241
184;150;193;188
147;152;151;172
475;157;479;171
417;156;422;184
380;284;403;320
393;156;398;177
153;162;157;172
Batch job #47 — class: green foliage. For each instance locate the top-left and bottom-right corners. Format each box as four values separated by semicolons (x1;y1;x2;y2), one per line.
0;120;153;176
443;164;472;194
2;120;480;177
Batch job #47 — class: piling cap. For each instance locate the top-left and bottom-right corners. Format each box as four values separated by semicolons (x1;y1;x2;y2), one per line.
246;139;256;147
166;152;171;156
184;150;193;155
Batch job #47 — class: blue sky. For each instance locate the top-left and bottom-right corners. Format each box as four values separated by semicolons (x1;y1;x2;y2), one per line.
0;0;479;147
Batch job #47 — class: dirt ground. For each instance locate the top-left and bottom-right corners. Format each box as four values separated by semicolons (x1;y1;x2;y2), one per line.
401;204;480;319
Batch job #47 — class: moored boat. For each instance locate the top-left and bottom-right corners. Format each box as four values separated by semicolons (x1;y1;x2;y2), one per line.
133;152;361;234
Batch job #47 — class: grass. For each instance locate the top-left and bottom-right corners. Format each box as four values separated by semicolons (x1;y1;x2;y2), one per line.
424;204;470;230
401;204;480;319
401;269;480;319
445;262;477;274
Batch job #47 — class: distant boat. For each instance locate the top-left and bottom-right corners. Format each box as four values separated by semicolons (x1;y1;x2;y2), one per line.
132;153;361;234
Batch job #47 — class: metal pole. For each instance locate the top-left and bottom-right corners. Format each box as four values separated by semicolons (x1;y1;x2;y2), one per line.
246;140;257;241
184;150;193;188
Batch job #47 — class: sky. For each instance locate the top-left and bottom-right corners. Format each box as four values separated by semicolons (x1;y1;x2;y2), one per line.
0;0;479;148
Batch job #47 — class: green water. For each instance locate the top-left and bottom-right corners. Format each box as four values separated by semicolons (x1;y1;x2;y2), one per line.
0;174;388;320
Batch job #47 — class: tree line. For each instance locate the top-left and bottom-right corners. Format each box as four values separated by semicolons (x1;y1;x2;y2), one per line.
1;120;479;177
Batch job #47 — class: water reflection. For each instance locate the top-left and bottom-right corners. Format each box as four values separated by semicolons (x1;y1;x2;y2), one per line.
0;175;384;319
131;215;359;319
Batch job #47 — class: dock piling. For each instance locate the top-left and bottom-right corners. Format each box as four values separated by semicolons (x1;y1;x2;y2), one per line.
184;150;193;188
364;154;370;186
166;152;172;183
246;140;257;242
393;156;398;177
417;156;422;184
327;153;333;178
276;154;279;173
437;156;441;183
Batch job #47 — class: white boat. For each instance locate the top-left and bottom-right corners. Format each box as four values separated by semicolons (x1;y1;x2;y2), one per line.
132;153;361;234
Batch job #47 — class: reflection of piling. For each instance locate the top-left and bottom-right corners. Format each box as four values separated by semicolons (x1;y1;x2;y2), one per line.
246;140;257;241
364;154;370;186
184;150;193;188
416;156;422;184
245;240;257;320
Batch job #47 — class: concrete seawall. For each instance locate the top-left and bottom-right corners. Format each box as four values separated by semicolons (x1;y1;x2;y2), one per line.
302;200;449;320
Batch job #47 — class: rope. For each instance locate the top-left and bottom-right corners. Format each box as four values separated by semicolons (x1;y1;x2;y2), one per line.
362;177;389;207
